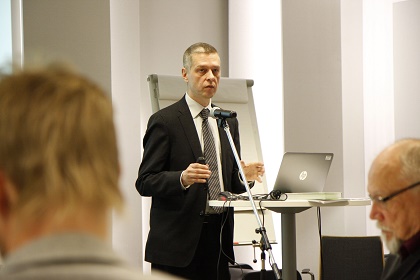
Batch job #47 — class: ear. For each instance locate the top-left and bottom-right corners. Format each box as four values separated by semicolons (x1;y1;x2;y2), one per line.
181;68;188;83
0;171;18;220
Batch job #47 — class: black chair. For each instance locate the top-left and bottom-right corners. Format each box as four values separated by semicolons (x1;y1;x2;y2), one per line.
229;268;302;280
242;270;302;280
229;264;314;280
320;236;384;280
230;263;254;270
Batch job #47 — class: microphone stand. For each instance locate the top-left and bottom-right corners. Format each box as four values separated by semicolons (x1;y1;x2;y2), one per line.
216;117;281;280
252;239;269;280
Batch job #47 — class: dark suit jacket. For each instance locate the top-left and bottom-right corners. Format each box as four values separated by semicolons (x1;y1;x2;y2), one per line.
381;248;420;280
135;96;247;267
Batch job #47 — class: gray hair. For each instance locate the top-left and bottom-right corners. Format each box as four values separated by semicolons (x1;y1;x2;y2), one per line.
183;42;218;71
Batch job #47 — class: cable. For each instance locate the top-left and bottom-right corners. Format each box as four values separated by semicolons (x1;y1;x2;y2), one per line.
219;199;244;279
218;193;283;279
317;206;323;277
259;199;265;226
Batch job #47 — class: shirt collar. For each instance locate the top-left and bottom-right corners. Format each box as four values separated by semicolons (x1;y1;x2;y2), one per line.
185;93;212;119
399;230;420;260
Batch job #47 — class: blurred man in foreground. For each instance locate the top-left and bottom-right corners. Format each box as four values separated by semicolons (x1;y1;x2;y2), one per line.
0;65;173;280
368;138;420;280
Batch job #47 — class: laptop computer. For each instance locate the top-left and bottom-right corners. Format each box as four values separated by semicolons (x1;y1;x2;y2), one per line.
273;152;334;193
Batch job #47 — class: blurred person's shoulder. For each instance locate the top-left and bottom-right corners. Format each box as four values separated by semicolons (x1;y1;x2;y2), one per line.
0;233;180;280
0;259;179;280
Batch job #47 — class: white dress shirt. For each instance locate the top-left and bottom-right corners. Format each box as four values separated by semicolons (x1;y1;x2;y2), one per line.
185;93;225;192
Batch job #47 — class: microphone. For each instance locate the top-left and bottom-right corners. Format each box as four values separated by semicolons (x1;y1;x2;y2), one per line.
209;107;237;119
197;157;207;184
197;157;206;165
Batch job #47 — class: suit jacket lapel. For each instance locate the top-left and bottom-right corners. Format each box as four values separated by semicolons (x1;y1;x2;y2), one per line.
176;97;203;161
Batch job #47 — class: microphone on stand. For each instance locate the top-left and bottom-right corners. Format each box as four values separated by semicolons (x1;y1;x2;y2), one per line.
209;107;237;119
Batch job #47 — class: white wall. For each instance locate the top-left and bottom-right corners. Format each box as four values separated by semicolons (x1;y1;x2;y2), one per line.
21;0;112;94
341;0;367;236
393;0;420;139
109;0;143;267
362;0;396;240
0;0;12;69
282;1;347;276
228;0;284;270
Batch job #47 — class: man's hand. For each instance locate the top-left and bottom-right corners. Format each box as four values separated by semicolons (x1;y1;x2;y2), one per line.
181;163;211;186
241;161;265;183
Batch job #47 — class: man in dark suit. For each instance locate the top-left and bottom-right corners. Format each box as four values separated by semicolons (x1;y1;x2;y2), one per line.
136;42;265;279
368;138;420;280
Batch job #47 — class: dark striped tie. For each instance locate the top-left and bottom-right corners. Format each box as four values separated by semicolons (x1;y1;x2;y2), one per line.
200;108;222;213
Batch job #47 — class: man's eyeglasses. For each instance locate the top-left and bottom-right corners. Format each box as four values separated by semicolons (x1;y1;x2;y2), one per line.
370;181;420;204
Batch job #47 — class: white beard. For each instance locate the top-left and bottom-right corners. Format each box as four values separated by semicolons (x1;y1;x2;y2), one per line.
378;222;402;254
381;232;403;254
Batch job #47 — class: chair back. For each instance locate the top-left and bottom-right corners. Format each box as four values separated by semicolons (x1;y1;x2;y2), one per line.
320;236;384;280
229;268;302;280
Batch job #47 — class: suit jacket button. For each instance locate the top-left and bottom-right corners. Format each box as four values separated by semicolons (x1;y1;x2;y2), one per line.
199;211;205;216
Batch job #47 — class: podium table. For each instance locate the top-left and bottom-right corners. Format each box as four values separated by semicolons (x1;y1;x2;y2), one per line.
210;198;371;280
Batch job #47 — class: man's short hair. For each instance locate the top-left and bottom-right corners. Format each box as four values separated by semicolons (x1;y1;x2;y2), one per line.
183;42;218;71
398;139;420;185
0;65;123;218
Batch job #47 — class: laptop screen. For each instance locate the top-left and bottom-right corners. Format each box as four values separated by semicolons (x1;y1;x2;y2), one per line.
273;152;334;193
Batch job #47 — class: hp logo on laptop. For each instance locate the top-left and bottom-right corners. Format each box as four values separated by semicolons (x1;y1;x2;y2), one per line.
299;171;308;181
